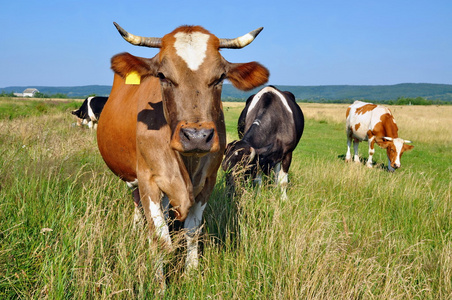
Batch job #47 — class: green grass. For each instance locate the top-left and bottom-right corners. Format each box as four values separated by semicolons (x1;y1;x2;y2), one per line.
0;99;451;298
0;97;80;120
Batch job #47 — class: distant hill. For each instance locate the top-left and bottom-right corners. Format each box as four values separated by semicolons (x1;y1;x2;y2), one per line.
222;83;452;102
2;83;452;102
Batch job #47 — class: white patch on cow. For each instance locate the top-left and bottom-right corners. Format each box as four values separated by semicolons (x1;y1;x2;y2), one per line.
174;31;209;71
86;97;96;121
149;198;172;247
126;179;138;189
392;138;405;168
275;162;289;200
184;201;207;271
248;86;292;115
252;119;261;126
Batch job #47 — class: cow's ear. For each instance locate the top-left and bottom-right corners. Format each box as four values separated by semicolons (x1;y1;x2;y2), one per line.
227;62;269;91
224;141;237;155
403;144;414;152
111;52;159;79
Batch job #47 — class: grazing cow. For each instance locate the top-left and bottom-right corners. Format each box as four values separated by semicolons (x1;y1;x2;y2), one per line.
222;86;304;199
71;96;108;129
97;22;269;283
345;100;414;171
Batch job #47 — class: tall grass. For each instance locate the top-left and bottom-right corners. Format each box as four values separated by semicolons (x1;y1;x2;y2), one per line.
0;100;451;298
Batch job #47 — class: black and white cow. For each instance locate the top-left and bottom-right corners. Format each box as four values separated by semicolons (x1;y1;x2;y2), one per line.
222;86;304;199
71;96;108;129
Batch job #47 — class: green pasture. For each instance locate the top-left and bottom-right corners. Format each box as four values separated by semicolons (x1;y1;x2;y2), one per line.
0;99;451;299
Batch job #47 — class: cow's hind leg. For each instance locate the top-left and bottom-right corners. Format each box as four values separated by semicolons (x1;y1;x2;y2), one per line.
353;138;360;163
132;188;145;229
276;152;292;200
345;135;353;162
127;180;144;230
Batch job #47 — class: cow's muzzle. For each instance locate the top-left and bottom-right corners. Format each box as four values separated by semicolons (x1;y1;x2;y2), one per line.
171;121;220;154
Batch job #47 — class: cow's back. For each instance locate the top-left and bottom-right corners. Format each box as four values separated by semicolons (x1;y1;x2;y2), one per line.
283;91;304;143
346;101;396;141
242;87;302;149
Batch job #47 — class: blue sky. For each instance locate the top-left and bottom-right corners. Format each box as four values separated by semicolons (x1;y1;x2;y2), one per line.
1;0;451;87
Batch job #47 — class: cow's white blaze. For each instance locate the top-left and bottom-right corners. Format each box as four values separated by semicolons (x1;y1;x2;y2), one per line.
247;86;292;115
392;138;405;168
149;198;172;247
174;31;209;71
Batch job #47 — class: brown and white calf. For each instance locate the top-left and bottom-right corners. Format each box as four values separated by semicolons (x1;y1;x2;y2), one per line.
345;100;414;171
96;22;269;282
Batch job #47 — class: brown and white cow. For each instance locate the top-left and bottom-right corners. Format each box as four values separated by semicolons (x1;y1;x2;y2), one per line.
97;22;269;281
345;100;414;171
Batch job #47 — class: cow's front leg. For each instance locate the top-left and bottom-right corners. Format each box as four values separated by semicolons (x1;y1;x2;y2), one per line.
139;180;171;290
183;174;217;273
184;201;207;272
367;136;376;168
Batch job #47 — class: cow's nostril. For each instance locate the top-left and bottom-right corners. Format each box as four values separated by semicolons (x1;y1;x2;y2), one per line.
183;129;191;140
206;129;214;143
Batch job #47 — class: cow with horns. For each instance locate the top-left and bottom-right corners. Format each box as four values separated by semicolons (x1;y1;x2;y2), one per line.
345;100;414;171
96;22;269;284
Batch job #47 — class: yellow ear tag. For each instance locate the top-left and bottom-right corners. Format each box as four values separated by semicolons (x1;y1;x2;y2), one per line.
125;71;141;85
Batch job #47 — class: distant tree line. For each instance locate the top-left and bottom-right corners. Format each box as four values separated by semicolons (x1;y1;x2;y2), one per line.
34;92;69;99
0;91;15;97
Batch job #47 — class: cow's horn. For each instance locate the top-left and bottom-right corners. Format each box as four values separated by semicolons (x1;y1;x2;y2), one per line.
404;140;412;143
248;147;256;162
219;27;264;49
383;137;393;141
113;22;162;48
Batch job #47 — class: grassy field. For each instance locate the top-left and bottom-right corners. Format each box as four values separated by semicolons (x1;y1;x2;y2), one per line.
0;98;451;299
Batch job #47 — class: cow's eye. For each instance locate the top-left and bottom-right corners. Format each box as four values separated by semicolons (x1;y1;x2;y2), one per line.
157;72;173;85
157;72;166;81
212;73;226;86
